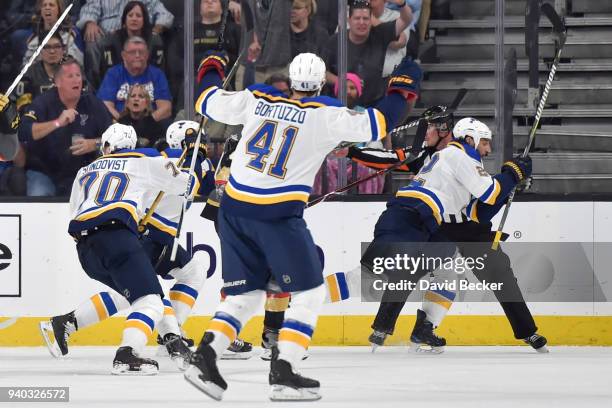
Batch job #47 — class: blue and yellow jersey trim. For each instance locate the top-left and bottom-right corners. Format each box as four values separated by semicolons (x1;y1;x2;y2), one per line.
366;108;387;141
195;86;220;117
68;200;140;235
251;90;328;109
225;175;311;205
466;199;479;222
448;140;482;163
395;186;444;225
479;179;501;205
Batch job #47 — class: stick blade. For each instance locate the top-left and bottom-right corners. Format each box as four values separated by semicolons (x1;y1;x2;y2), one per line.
540;3;567;39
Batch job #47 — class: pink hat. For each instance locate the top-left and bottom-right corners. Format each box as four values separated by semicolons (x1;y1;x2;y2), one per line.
334;72;363;98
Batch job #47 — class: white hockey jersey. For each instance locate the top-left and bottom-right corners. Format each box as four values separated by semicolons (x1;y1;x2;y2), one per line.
144;148;214;245
68;150;191;235
195;84;388;218
394;141;506;231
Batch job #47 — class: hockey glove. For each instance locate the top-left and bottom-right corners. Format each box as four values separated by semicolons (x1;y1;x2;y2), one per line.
197;51;229;84
515;176;533;193
387;57;422;102
502;155;532;182
220;134;240;168
182;131;208;160
154;139;170;152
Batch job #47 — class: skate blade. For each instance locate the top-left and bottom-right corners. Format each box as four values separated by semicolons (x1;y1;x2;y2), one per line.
269;385;321;401
38;321;63;358
184;366;225;401
111;363;158;376
370;342;381;353
220;350;253;360
410;342;445;354
534;345;550;354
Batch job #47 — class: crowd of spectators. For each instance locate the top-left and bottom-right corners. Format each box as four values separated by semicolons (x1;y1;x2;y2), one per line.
0;0;429;197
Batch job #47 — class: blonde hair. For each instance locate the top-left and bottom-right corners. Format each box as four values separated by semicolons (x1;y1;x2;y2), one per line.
121;84;153;117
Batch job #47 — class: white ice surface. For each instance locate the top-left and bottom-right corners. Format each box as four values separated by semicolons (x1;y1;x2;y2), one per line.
1;346;611;408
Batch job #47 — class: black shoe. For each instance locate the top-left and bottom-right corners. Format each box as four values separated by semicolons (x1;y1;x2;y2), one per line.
184;332;227;401
524;333;549;353
162;333;192;370
221;337;253;360
368;330;388;352
111;346;159;375
410;309;446;353
269;348;321;401
39;311;78;358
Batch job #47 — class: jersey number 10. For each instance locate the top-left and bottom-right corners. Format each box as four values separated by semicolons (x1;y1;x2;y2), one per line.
245;120;298;179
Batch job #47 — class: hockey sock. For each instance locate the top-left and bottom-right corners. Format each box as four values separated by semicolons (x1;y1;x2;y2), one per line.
204;290;265;357
156;298;181;338
422;288;456;327
264;291;289;332
74;291;129;329
168;252;207;324
278;285;325;367
324;272;351;303
120;294;163;354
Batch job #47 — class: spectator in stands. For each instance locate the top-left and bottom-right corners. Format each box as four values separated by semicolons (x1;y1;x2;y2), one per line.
237;0;292;88
23;0;85;67
6;0;43;69
16;58;112;196
312;0;338;36
77;0;174;86
117;83;164;147
100;1;166;81
324;0;412;107
97;36;172;122
290;0;329;59
384;0;422;61
13;32;64;115
313;72;385;195
264;73;291;96
194;0;241;72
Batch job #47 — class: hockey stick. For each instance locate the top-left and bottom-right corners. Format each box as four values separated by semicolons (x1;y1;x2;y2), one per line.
4;3;74;97
307;153;416;208
492;3;566;250
321;87;469;200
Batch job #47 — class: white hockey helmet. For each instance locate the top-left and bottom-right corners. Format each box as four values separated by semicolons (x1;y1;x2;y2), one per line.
453;117;492;147
101;123;137;153
289;52;326;93
166;120;200;149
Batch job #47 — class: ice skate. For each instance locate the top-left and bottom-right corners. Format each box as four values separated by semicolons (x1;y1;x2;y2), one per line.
524;333;549;353
111;346;159;375
368;330;388;352
39;311;77;358
184;332;227;401
410;309;446;354
161;333;192;370
269;348;320;401
221;337;253;360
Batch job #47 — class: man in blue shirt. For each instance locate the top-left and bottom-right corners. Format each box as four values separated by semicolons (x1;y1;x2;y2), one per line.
19;59;112;196
97;36;172;123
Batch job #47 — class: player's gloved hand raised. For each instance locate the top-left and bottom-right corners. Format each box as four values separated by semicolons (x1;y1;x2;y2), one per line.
197;51;229;84
502;155;532;182
182;131;208;160
0;93;9;113
219;133;239;168
387;57;422;102
515;176;533;193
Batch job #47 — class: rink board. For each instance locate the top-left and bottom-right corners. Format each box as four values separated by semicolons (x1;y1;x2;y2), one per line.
1;201;612;346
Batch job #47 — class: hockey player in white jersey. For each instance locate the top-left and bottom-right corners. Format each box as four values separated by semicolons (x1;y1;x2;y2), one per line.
67;123;200;375
352;113;547;353
184;51;420;401
41;121;214;370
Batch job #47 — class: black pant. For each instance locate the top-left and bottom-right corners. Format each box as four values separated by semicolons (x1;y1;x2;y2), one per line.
372;221;537;340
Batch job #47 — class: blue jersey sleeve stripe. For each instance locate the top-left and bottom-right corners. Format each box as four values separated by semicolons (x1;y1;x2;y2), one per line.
367;108;378;141
228;175;311;195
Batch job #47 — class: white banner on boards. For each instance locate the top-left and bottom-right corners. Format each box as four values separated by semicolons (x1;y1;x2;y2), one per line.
0;214;21;297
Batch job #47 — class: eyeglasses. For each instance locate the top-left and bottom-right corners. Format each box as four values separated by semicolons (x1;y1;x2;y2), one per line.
43;43;64;51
